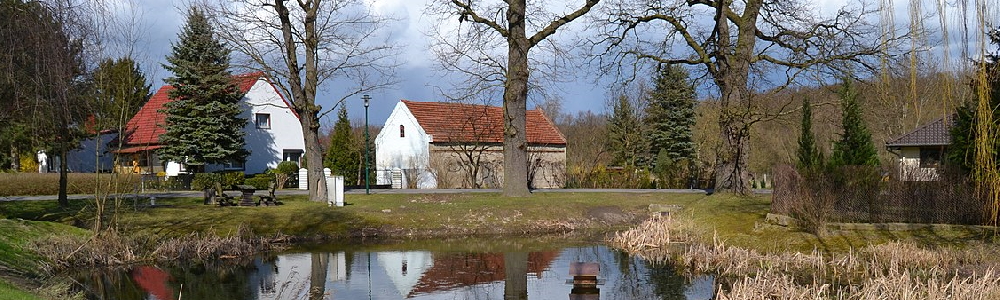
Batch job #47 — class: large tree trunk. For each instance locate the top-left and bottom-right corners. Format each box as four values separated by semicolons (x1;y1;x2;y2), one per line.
503;0;531;197
711;0;760;196
58;148;68;208
302;115;327;202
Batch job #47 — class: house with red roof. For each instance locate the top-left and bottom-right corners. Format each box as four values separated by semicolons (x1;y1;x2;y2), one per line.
374;100;566;189
116;72;305;175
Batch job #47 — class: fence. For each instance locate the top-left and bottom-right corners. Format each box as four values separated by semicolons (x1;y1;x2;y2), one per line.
772;165;983;225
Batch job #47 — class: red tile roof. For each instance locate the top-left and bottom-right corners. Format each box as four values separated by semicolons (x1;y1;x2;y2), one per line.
121;72;265;146
401;100;566;145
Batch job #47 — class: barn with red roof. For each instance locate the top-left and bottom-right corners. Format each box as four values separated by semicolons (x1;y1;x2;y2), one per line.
116;72;305;175
374;100;566;189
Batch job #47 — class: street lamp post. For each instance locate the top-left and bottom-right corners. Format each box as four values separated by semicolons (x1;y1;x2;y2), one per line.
363;94;371;195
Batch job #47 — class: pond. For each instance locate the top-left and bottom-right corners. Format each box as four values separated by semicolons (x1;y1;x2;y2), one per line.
73;238;714;300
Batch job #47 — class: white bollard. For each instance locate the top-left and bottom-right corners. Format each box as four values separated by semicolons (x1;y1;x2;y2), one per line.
325;175;345;207
298;168;308;190
335;175;344;207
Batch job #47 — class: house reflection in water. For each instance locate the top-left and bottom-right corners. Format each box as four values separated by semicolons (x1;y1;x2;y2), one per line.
252;252;349;300
406;252;558;298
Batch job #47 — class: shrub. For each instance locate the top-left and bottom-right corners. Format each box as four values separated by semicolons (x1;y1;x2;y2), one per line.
192;172;245;190
271;161;299;189
244;173;275;190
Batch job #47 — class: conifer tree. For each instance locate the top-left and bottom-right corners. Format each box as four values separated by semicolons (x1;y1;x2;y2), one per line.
324;107;360;184
797;97;823;170
607;95;648;167
89;57;151;131
645;65;696;164
158;7;247;170
830;78;879;167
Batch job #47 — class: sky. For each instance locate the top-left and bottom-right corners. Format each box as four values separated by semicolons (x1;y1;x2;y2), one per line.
113;0;983;128
116;0;605;128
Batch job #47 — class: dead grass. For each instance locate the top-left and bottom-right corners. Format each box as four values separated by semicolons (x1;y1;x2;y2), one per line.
28;225;287;271
0;173;145;196
607;214;695;260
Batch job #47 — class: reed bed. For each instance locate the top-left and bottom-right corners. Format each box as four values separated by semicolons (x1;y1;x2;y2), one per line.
610;215;1000;299
607;214;694;261
29;224;286;271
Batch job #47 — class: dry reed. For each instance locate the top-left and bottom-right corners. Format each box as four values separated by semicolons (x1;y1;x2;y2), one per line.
609;214;1000;299
607;214;694;261
30;224;287;271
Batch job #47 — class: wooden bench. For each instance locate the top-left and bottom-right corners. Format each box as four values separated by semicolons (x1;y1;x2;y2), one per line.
214;182;238;206
256;181;282;206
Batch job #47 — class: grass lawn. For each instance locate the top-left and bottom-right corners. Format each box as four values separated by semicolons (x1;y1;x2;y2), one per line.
117;192;714;239
2;191;991;254
0;280;43;300
0;219;88;300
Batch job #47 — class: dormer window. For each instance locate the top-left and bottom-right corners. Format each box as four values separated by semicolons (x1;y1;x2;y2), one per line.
400;125;405;137
255;113;271;129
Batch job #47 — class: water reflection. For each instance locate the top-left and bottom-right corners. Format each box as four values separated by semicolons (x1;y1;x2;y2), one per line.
78;245;714;300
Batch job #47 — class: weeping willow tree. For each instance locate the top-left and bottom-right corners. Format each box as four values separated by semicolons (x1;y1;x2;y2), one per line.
899;0;1000;225
972;7;1000;225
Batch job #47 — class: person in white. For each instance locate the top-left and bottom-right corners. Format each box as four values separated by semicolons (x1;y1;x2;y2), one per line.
36;150;48;173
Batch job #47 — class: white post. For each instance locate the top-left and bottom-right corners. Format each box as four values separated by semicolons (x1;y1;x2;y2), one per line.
298;168;308;190
323;167;332;178
325;176;336;206
335;175;344;207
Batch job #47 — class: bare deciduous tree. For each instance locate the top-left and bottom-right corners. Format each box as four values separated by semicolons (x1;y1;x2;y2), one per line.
597;0;899;194
429;0;601;197
212;0;398;202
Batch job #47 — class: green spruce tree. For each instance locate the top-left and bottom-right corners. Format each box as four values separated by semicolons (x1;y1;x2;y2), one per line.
645;65;697;163
797;97;824;171
158;7;247;170
830;78;879;167
607;95;648;167
324;107;360;184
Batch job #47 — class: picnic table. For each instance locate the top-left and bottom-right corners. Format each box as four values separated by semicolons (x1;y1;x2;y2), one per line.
235;185;256;206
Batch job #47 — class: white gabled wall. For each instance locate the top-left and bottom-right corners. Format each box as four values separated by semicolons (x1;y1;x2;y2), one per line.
374;101;435;188
204;78;305;174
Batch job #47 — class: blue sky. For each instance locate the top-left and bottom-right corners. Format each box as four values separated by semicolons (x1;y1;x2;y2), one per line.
114;0;986;128
115;0;606;128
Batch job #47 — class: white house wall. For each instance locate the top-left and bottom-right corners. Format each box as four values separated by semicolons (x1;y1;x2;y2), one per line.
204;78;305;174
374;102;434;188
897;147;939;181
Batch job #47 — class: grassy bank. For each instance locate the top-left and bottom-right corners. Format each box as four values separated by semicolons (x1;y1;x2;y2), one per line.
3;192;990;252
0;219;88;300
2;191;998;299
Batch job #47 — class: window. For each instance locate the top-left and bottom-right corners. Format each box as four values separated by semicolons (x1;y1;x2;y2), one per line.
919;148;942;168
283;149;303;165
400;125;405;137
255;113;271;129
222;159;245;170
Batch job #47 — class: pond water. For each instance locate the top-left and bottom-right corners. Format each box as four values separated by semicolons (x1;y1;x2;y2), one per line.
74;239;714;300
